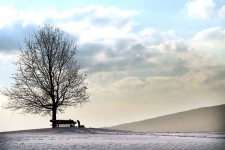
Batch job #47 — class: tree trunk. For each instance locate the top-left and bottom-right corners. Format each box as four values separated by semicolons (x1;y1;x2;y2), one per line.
52;107;57;128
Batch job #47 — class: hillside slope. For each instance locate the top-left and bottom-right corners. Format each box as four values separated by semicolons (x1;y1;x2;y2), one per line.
110;104;225;132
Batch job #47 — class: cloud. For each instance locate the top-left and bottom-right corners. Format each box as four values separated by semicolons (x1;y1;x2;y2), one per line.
158;40;188;52
1;5;224;88
77;39;193;86
218;5;225;18
0;23;40;52
0;5;59;28
0;5;139;53
0;23;77;53
193;26;225;41
0;51;18;62
191;26;225;58
55;6;139;44
81;24;225;113
186;0;216;19
93;56;224;118
139;28;179;45
0;5;17;28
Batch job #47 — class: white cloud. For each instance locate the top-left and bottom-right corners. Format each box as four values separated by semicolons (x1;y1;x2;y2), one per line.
139;28;158;44
81;26;225;113
161;30;178;41
0;5;58;28
218;5;225;18
0;5;224;81
0;5;139;45
138;29;180;45
193;26;225;41
158;39;188;52
191;26;225;58
0;52;18;62
0;5;17;28
186;0;216;19
57;6;139;44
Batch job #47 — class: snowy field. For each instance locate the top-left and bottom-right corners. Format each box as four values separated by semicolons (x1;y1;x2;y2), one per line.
0;127;225;150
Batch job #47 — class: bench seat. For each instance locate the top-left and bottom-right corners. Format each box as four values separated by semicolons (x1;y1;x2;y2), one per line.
50;119;76;127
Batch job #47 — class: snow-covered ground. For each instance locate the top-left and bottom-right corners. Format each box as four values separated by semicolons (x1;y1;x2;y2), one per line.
0;127;224;150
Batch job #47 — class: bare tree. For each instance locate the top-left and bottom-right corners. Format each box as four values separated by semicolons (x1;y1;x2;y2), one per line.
1;25;90;128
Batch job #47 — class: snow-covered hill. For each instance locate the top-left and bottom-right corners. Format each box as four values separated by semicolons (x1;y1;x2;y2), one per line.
110;104;225;132
0;127;224;149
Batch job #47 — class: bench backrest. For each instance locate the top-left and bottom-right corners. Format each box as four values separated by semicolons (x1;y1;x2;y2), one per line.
50;120;75;123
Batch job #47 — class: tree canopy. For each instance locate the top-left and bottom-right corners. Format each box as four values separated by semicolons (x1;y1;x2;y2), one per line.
1;25;90;128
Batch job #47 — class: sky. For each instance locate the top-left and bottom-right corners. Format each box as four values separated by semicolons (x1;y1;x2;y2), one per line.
0;0;225;132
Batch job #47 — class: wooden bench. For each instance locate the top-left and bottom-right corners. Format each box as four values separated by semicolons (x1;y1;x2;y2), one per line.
50;119;76;127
